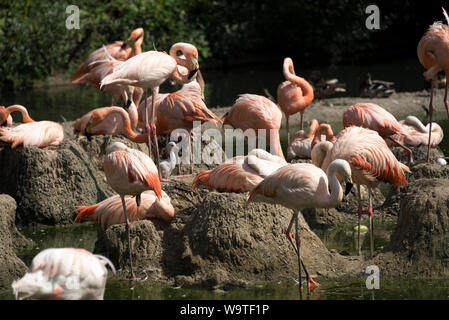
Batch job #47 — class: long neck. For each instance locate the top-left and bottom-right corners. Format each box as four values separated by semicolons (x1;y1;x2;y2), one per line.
323;162;344;208
283;59;314;106
311;142;328;168
6;105;34;123
103;107;147;143
312;123;335;147
169;149;178;168
127;102;138;130
269;130;285;159
305;119;319;138
133;35;144;55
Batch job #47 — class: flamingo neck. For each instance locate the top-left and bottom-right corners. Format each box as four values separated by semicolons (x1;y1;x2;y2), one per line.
153;198;175;223
305;119;319;138
127;102;138;130
312;123;334;148
311;141;332;168
325;162;344;208
404;116;427;133
6;105;34;123
283;60;314;106
102;107;147;143
133;36;144;55
269;130;285;159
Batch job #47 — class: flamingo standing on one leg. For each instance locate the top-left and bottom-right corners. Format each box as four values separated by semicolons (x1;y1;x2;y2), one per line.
103;142;162;279
74;190;175;230
417;7;449;162
247;160;353;290
12;248;115;300
388;116;444;148
137;80;221;174
222;94;285;159
277;57;314;143
100;42;200;178
342;102;413;166
71;27;144;82
192;148;287;193
0;104;34;127
312;126;410;257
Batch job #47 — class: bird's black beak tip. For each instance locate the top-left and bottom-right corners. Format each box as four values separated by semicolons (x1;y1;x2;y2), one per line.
345;182;354;196
188;68;198;80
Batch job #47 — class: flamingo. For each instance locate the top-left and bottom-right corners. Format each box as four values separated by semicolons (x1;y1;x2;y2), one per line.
73;106;141;140
388;116;444;148
74;190;174;230
137;80;221;173
417;7;449;162
192;148;287;193
12;248;115;300
100;42;200;177
277;57;314;143
160;142;180;180
287;120;336;160
0;104;34;127
311;126;410;257
246;160;353;290
103;142;162;279
71;27;144;82
0;121;64;149
222;94;285;159
72;57;144;108
342;102;413;166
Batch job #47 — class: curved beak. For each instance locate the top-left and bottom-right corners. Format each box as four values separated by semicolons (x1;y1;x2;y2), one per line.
188;57;199;80
344;177;353;196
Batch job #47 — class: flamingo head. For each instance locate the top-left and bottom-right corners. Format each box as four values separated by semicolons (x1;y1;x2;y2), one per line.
125;27;144;44
0;106;7;126
170;43;199;80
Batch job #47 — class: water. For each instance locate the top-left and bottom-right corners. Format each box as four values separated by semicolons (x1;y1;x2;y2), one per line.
1;221;448;300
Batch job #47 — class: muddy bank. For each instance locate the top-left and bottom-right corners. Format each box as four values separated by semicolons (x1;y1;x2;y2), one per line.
0;195;28;290
94;189;364;288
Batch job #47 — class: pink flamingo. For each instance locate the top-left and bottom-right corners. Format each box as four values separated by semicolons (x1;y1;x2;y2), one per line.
0;104;34;127
73;106;141;140
223;94;285;159
137;80;221;173
312;126;410;257
192;149;287;193
286;119;320;160
417;8;449;161
277;57;314;143
74;190;174;230
12;248;115;300
0;121;64;149
342;102;412;165
73;58;144;108
388;116;444;148
100;42;200;176
103;141;162;279
247;160;353;290
71;27;144;82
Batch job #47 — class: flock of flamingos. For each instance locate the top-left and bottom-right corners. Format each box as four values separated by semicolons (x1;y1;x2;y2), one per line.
2;8;449;300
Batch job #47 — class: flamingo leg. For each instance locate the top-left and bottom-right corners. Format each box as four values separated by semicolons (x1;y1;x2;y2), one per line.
427;77;435;163
444;76;449;118
144;90;152;159
286;115;290;145
300;112;304;131
190;130;194;174
120;195;136;280
357;184;362;256
294;211;303;289
368;188;374;258
150;87;162;180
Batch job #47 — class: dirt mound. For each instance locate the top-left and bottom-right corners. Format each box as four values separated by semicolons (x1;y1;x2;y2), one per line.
383;178;449;276
391;145;445;164
0;195;28;290
0;132;148;225
95;189;363;287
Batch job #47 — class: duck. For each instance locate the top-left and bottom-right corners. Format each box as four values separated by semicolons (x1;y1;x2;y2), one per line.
309;70;346;100
360;73;395;98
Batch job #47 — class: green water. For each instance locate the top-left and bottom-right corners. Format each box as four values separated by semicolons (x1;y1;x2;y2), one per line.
1;221;448;300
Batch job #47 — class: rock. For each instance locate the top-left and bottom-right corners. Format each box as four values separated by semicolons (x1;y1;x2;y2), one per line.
0;134;148;225
409;162;449;181
391;145;445;164
0;194;28;290
386;178;449;276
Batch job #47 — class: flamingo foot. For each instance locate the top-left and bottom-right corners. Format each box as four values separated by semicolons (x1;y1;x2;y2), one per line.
308;277;320;289
285;230;293;241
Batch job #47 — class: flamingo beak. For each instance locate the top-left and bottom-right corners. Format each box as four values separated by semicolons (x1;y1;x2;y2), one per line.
188;58;199;79
344;177;353;196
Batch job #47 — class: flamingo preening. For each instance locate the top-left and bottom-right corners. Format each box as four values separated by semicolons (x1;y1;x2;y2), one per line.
12;248;115;300
0;105;34;127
